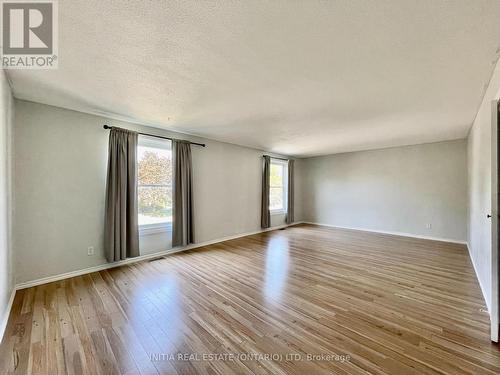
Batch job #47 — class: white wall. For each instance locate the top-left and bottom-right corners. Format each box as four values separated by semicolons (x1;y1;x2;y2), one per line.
301;140;467;242
467;60;500;312
13;100;301;284
0;71;14;339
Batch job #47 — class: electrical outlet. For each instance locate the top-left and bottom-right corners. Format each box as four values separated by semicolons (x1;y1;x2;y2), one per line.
425;223;432;229
87;246;94;256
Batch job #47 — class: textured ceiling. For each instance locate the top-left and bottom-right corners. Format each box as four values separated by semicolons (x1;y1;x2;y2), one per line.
7;0;500;157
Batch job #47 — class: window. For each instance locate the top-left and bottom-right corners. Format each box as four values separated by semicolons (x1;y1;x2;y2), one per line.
137;136;172;232
269;159;287;213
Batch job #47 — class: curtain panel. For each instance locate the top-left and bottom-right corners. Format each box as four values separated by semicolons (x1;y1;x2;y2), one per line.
104;128;139;262
261;155;271;228
172;140;195;247
286;159;294;224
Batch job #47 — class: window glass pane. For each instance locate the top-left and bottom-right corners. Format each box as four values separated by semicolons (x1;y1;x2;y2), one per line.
270;164;283;187
138;146;172;185
270;187;283;210
138;186;172;225
137;143;172;226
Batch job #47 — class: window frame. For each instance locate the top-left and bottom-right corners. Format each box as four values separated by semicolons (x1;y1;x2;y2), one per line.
137;135;173;235
269;158;288;215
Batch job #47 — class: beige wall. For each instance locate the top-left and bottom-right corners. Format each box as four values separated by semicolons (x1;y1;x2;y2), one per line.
0;71;14;337
467;60;500;312
301;140;468;242
13;100;301;284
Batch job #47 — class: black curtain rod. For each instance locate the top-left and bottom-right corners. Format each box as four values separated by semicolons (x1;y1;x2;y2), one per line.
103;125;206;147
263;155;290;161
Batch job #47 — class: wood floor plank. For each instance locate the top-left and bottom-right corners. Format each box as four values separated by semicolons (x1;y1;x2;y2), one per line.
1;224;500;374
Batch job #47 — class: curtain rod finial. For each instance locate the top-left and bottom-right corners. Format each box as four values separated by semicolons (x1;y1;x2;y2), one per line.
103;124;111;129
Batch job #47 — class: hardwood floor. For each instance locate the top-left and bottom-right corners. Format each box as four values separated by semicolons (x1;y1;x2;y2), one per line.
1;224;499;374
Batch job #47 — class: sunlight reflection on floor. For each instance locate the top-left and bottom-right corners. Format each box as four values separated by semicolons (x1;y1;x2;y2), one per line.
264;235;290;302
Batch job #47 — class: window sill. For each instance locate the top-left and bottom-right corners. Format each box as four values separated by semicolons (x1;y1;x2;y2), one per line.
139;223;172;236
270;210;286;216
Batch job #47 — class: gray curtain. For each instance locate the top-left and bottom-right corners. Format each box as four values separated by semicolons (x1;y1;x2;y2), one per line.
261;156;271;228
104;128;139;262
286;159;294;224
172;140;194;247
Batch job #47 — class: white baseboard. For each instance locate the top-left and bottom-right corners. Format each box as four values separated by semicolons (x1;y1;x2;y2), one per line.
15;222;303;290
0;287;16;344
465;242;491;315
13;221;465;291
302;222;467;245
